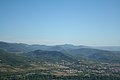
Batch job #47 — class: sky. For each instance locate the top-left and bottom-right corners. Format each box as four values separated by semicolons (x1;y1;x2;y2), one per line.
0;0;120;46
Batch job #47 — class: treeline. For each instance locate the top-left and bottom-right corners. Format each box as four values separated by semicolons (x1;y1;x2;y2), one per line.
0;72;120;80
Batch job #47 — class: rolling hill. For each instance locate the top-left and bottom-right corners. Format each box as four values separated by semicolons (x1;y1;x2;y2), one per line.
27;50;76;62
68;48;120;63
0;41;120;63
0;49;29;66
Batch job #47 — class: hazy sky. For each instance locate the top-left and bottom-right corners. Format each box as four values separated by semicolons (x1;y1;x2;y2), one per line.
0;0;120;46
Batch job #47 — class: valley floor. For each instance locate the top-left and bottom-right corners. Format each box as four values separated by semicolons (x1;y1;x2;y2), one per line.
0;60;120;80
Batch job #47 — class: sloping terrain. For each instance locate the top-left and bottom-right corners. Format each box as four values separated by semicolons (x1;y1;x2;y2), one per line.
27;50;76;62
67;48;120;63
0;42;120;80
0;49;29;66
0;41;120;63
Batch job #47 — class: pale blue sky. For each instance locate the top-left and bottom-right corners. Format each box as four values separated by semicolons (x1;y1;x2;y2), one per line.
0;0;120;46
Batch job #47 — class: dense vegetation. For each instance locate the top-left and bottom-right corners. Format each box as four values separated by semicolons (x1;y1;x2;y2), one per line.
0;41;120;80
0;72;120;80
0;49;29;66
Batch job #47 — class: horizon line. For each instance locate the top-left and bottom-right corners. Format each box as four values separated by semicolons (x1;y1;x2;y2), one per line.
0;40;120;47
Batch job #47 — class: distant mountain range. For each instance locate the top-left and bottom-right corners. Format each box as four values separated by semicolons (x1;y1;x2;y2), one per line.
0;41;88;52
93;46;120;51
0;41;120;65
0;41;120;52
